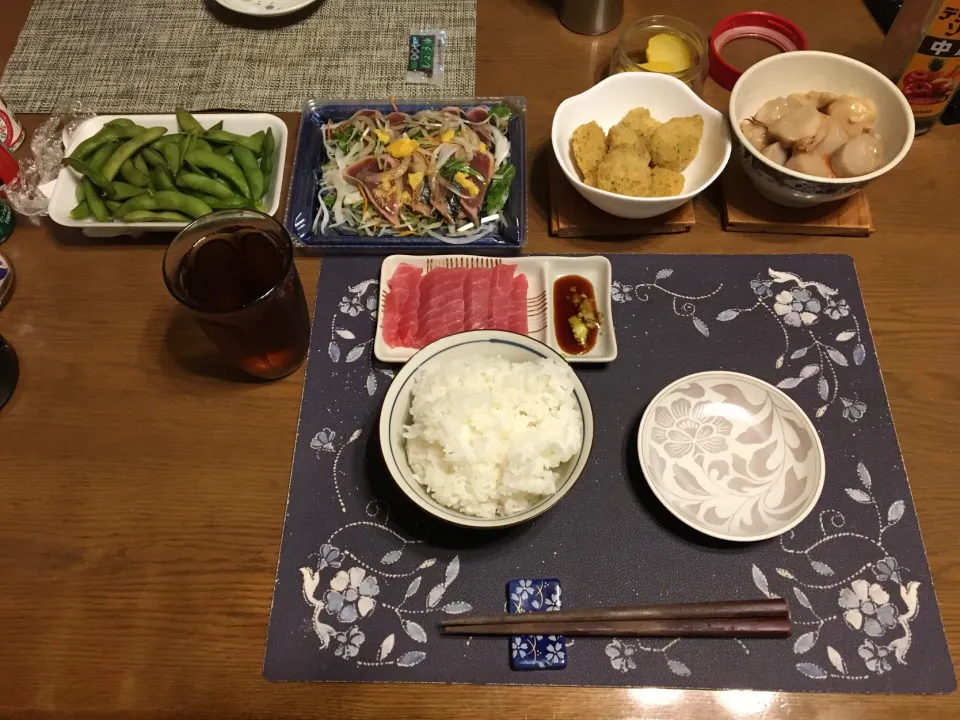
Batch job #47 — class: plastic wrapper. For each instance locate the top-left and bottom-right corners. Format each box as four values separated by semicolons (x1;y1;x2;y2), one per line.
405;29;446;85
3;100;94;222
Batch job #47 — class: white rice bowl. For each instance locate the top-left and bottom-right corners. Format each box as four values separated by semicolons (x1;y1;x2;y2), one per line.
402;355;584;518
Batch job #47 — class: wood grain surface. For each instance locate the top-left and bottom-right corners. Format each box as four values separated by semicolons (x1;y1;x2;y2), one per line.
1;0;958;718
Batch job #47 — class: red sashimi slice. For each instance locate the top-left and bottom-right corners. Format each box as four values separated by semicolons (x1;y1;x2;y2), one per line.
488;264;517;330
415;268;468;348
382;263;423;348
464;268;495;330
465;107;489;123
508;273;529;335
461;151;495;227
385;111;409;125
344;157;402;227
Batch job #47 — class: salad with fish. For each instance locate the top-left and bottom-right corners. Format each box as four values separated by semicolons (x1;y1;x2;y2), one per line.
313;105;516;243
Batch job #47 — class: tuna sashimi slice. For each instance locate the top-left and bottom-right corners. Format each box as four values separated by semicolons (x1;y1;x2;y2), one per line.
383;263;423;348
415;268;469;348
488;264;516;330
464;268;495;330
508;273;529;335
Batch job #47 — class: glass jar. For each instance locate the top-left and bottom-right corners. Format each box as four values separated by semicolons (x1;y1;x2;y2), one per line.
610;15;709;95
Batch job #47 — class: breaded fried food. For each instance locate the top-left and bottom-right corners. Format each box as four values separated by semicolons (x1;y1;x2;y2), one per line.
596;149;652;197
583;166;599;187
571;121;607;181
606;123;647;155
649;167;685;197
648;115;703;171
620;107;662;144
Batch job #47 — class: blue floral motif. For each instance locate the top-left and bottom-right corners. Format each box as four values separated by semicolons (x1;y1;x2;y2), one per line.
333;626;365;659
317;543;341;570
509;578;566;670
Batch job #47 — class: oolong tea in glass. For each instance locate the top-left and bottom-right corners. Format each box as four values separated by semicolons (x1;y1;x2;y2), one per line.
162;210;310;380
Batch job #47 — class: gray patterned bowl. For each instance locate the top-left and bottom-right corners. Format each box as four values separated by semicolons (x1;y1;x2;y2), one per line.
638;371;825;542
730;51;914;208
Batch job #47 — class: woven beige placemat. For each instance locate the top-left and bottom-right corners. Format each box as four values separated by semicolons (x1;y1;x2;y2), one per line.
0;0;475;113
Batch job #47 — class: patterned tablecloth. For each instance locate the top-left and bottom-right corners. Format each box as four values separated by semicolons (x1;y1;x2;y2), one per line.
0;0;475;113
264;254;954;693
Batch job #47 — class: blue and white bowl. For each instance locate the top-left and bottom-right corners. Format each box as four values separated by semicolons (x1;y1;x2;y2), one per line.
379;330;594;529
730;51;914;208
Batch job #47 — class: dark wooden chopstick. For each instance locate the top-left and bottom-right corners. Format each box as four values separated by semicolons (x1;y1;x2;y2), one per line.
441;598;789;628
442;616;792;638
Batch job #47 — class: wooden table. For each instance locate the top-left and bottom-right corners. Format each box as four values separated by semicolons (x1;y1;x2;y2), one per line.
1;0;957;717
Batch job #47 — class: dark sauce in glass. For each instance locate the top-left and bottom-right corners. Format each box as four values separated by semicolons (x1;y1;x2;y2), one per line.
553;274;598;355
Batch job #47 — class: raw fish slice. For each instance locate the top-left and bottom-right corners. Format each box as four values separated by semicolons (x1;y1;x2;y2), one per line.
382;263;422;348
344;157;401;226
460;151;495;227
488;264;516;330
464;268;495;330
508;273;529;335
415;268;468;347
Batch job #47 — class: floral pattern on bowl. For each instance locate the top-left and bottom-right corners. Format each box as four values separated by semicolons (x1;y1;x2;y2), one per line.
738;147;869;207
638;370;825;542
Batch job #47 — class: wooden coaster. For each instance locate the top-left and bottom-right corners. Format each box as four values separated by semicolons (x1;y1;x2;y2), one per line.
549;157;695;238
722;160;873;237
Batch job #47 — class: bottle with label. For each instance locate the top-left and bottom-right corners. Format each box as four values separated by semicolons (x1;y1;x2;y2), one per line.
0;199;14;245
875;0;960;133
0;95;24;152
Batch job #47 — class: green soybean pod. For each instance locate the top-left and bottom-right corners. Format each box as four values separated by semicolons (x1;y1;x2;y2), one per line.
175;171;236;199
194;137;212;153
176;108;205;134
213;145;233;157
206;196;251;210
260;127;275;194
151;166;176;192
111;124;149;139
69;201;90;219
148;190;213;219
141;147;167;169
163;143;182;174
120;159;150;187
82;178;111;222
115;194;159;217
133;154;150;174
100;126;168;181
183;149;251;198
180;131;197;167
122;210;192;222
231;146;264;201
105;200;122;212
105;118;135;128
112;181;149;199
204;129;264;154
75;182;85;202
88;141;120;172
150;133;184;149
204;120;224;135
68;128;120;160
64;157;116;197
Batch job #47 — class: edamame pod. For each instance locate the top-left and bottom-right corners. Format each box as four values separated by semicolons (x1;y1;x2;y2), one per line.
75;183;85;202
205;120;224;135
133;154;150;174
175;171;236;199
141;147;167;169
105;200;122;213
213;146;233;156
162;143;181;174
148;190;212;219
194;137;212;153
151;167;176;192
82;178;111;222
69;128;120;160
89;141;120;172
231;145;264;201
151;133;185;149
122;210;192;222
105;118;134;128
69;201;90;219
100;126;168;181
183;149;251;198
114;194;157;217
196;195;251;210
204;129;264;154
180;131;197;168
176;108;204;135
120;159;150;187
112;181;150;199
64;158;116;198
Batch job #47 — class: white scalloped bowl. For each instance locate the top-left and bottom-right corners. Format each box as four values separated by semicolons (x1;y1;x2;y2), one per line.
552;72;731;219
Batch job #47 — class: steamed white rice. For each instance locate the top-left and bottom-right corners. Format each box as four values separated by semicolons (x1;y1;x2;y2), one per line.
403;355;583;518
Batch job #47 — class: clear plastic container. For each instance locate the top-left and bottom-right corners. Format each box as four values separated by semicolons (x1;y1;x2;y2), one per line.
610;16;709;95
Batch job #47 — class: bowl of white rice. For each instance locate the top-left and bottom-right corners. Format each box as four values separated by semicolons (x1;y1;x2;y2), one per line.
379;330;594;528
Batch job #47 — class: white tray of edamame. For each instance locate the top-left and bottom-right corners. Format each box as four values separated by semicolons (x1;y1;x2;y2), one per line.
49;113;287;232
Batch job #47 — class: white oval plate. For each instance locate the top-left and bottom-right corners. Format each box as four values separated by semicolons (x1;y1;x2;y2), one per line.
379;330;594;529
213;0;316;17
374;254;617;364
638;371;825;542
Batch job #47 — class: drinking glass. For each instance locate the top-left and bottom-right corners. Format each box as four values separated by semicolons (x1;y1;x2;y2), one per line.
162;210;310;380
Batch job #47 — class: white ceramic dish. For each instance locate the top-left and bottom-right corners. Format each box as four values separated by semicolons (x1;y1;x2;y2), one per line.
379;330;595;529
638;371;825;542
552;72;731;219
374;255;617;364
213;0;316;17
49;113;288;233
730;51;914;208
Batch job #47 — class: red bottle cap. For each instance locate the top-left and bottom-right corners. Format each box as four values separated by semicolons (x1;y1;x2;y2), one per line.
0;143;18;187
709;12;808;91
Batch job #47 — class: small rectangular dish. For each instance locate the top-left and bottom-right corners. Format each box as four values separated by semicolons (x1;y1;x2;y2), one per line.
373;254;616;363
48;113;288;232
285;97;527;253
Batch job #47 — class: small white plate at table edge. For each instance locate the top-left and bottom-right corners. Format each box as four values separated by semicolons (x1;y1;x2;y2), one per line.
373;254;617;364
637;370;826;543
212;0;317;17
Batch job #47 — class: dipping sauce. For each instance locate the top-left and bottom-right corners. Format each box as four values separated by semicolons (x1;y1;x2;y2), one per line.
553;275;603;355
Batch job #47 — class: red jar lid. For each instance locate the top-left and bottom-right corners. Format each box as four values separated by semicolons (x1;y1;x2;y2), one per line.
709;12;808;91
0;143;18;188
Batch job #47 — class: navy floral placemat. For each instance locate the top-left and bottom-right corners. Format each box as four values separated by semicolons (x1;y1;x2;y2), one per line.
264;254;955;693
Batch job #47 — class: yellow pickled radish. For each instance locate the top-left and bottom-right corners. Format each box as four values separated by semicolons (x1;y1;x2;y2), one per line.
644;33;693;73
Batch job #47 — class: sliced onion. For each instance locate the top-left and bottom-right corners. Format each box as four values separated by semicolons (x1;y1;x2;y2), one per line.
425;223;497;245
313;190;331;235
488;124;511;169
